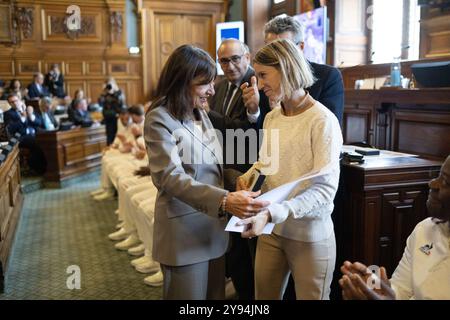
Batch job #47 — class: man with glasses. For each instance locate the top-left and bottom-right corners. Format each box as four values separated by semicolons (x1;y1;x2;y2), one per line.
208;38;270;300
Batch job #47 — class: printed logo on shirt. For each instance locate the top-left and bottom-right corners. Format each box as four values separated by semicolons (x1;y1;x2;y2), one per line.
419;243;433;255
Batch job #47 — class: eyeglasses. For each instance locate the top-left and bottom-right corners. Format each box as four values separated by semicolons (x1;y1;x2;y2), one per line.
218;55;244;66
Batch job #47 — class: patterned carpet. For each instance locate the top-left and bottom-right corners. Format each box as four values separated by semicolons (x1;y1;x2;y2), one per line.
0;174;162;300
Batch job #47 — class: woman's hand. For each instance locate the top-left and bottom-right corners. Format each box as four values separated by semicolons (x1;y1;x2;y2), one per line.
226;190;270;219
238;209;271;238
339;261;395;300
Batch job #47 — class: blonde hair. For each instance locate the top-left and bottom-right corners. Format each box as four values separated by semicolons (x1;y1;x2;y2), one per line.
254;38;315;99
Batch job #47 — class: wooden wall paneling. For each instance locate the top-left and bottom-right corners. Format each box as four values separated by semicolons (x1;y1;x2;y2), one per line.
0;61;14;77
41;6;103;43
391;109;450;159
87;81;106;104
141;0;225;99
86;61;105;75
379;189;427;273
420;7;450;59
16;60;41;75
107;60;129;75
152;13;183;92
0;145;23;291
66;80;86;98
65;61;85;76
343;103;376;145
184;14;212;50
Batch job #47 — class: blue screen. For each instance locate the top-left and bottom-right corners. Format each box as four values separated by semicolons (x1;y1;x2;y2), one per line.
220;28;240;41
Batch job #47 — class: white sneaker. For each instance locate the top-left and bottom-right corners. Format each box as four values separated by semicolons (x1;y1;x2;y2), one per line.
108;228;128;241
90;188;104;196
94;191;115;201
115;221;125;230
131;255;150;267
128;243;145;256
135;260;160;274
144;270;163;287
115;234;141;251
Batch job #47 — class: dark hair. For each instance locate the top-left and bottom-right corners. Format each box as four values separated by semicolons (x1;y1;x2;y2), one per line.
8;79;21;90
7;93;19;101
128;104;144;116
150;45;216;120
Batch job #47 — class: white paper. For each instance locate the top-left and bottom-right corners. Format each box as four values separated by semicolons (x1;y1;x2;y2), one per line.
225;163;334;234
225;215;275;234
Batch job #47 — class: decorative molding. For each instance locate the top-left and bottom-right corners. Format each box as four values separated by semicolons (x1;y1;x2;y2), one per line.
16;7;33;39
110;11;123;42
49;15;96;39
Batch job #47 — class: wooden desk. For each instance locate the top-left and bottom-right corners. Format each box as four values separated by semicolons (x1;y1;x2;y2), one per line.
0;145;23;292
36;126;106;186
343;88;450;160
334;156;442;275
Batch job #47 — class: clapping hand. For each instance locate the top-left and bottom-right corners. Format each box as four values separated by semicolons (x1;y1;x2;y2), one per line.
339;261;396;300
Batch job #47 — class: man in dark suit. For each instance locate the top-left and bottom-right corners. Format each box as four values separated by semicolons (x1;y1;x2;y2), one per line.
5;93;46;173
263;15;344;125
4;94;40;137
27;73;50;100
68;98;93;127
44;64;66;98
208;39;270;300
35;97;58;131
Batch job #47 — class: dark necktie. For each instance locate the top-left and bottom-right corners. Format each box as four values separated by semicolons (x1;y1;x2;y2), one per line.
222;83;236;115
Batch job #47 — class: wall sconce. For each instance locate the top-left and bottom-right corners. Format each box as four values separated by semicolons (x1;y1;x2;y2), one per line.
128;46;140;55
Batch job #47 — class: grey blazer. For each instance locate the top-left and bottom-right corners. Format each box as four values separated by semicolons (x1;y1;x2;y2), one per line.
144;105;229;267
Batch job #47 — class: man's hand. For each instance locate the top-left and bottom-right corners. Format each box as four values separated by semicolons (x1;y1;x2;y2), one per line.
240;76;260;114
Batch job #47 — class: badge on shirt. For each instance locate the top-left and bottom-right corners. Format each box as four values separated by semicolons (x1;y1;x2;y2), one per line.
419;243;433;255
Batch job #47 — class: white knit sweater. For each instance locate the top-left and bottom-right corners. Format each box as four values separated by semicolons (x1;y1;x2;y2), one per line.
241;94;343;242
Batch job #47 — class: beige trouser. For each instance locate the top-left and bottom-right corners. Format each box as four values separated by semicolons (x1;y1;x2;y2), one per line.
255;231;336;300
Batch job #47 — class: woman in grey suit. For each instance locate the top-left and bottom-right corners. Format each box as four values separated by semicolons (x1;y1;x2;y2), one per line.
144;45;269;300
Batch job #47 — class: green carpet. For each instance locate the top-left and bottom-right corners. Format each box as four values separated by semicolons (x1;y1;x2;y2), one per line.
0;175;162;300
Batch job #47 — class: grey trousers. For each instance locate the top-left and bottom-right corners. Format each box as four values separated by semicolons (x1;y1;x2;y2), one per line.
161;255;225;300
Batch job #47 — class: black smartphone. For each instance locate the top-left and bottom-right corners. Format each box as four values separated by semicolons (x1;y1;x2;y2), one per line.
248;169;266;192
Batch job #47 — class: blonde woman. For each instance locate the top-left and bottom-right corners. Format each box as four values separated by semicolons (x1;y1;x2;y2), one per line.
237;39;343;300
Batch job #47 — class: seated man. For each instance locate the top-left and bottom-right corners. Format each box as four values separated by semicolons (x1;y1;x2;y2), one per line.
4;93;46;174
27;73;50;100
4;93;40;137
68;98;93;127
36;97;58;131
339;155;450;300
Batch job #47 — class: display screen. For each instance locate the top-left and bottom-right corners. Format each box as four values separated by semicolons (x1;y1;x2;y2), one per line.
294;7;327;64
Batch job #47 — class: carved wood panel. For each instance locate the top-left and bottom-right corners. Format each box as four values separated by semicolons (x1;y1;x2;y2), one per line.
391;109;450;159
343;103;376;145
65;81;86;98
380;189;427;273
